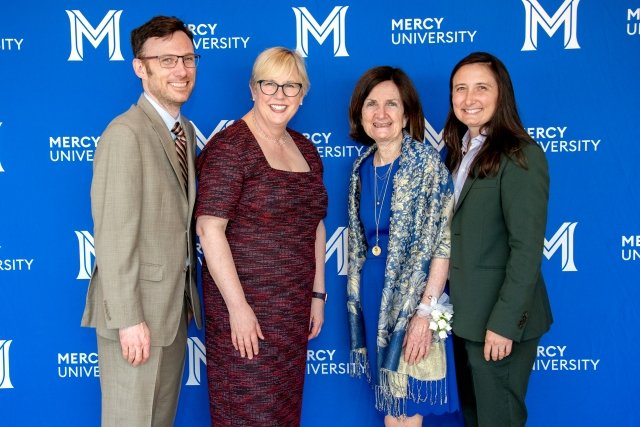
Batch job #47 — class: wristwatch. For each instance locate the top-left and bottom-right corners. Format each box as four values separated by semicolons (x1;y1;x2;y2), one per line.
312;291;328;302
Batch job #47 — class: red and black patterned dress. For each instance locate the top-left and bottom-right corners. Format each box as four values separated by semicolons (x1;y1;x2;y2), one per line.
195;119;328;426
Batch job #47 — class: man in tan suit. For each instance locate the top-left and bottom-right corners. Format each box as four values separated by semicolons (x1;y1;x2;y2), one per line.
82;16;202;427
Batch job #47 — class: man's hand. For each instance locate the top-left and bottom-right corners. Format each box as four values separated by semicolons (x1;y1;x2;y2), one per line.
119;321;151;367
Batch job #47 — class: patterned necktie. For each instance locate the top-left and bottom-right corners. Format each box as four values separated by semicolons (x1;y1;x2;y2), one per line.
171;121;188;191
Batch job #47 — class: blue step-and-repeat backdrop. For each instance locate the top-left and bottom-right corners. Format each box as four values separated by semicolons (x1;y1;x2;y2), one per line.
1;1;639;426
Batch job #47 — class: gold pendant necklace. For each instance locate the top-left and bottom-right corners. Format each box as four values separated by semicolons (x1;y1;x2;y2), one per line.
372;156;395;257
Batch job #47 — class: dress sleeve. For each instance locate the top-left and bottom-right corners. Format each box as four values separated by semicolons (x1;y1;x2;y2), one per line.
195;132;244;220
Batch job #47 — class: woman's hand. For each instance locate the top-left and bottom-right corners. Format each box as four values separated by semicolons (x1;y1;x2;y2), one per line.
484;329;513;361
308;298;325;340
229;302;264;359
403;315;433;364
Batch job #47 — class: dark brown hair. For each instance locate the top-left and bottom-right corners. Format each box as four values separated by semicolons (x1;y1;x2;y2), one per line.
349;66;425;146
443;52;535;177
131;16;193;58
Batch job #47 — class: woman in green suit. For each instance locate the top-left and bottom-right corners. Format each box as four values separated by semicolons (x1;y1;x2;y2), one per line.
443;52;553;427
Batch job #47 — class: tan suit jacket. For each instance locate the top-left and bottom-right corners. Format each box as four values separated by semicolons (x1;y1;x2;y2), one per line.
82;94;202;347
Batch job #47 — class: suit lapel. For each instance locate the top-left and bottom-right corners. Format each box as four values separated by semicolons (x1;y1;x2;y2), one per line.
137;95;188;198
454;175;477;214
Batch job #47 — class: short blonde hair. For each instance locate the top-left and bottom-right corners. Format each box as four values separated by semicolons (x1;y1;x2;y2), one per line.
250;47;310;95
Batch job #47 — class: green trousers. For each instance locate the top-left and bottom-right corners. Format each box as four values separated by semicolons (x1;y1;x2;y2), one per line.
454;334;540;427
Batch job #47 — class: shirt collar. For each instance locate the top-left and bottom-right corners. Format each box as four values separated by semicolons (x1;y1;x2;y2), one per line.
143;92;181;132
462;130;487;153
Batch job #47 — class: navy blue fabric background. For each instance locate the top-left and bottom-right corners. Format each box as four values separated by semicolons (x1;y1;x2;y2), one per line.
1;1;639;425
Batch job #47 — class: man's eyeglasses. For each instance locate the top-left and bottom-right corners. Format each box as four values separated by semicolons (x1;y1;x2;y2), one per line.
257;80;303;97
138;54;200;68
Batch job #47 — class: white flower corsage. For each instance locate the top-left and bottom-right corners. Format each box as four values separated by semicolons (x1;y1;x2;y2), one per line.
415;293;454;342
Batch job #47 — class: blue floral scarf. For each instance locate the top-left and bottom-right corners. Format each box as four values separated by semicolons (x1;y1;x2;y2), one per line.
347;132;454;415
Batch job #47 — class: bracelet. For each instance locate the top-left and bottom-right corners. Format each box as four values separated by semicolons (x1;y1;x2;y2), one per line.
415;303;433;318
414;293;454;342
414;294;435;317
312;291;327;302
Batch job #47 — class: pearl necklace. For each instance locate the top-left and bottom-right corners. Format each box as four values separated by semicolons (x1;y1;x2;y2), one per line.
252;110;291;144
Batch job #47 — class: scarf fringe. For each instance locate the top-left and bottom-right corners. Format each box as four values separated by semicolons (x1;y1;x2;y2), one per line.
375;369;448;418
349;350;371;381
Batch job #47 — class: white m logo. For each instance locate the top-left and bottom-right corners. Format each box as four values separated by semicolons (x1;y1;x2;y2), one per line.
75;231;95;280
293;6;349;57
424;117;444;152
192;120;235;152
326;227;348;276
544;222;577;272
522;0;580;51
66;10;125;61
185;337;206;386
0;340;13;389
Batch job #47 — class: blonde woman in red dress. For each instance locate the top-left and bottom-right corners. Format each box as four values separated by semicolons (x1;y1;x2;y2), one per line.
195;47;328;426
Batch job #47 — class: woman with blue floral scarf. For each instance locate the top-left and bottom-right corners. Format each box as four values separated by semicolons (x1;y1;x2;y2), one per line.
347;66;462;426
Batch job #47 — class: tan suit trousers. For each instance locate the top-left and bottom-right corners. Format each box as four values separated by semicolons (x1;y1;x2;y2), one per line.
97;307;187;427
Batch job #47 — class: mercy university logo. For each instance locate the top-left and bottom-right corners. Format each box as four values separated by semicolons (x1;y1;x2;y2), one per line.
522;0;580;51
544;222;578;272
326;227;348;276
66;10;124;61
424;117;444;152
185;337;206;386
192;120;234;152
293;6;349;57
0;340;13;389
75;231;95;280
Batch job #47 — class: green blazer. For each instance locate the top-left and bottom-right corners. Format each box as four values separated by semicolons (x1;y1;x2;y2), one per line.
450;141;553;343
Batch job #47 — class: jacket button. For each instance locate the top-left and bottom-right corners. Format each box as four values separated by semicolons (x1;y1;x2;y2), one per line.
518;312;529;329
